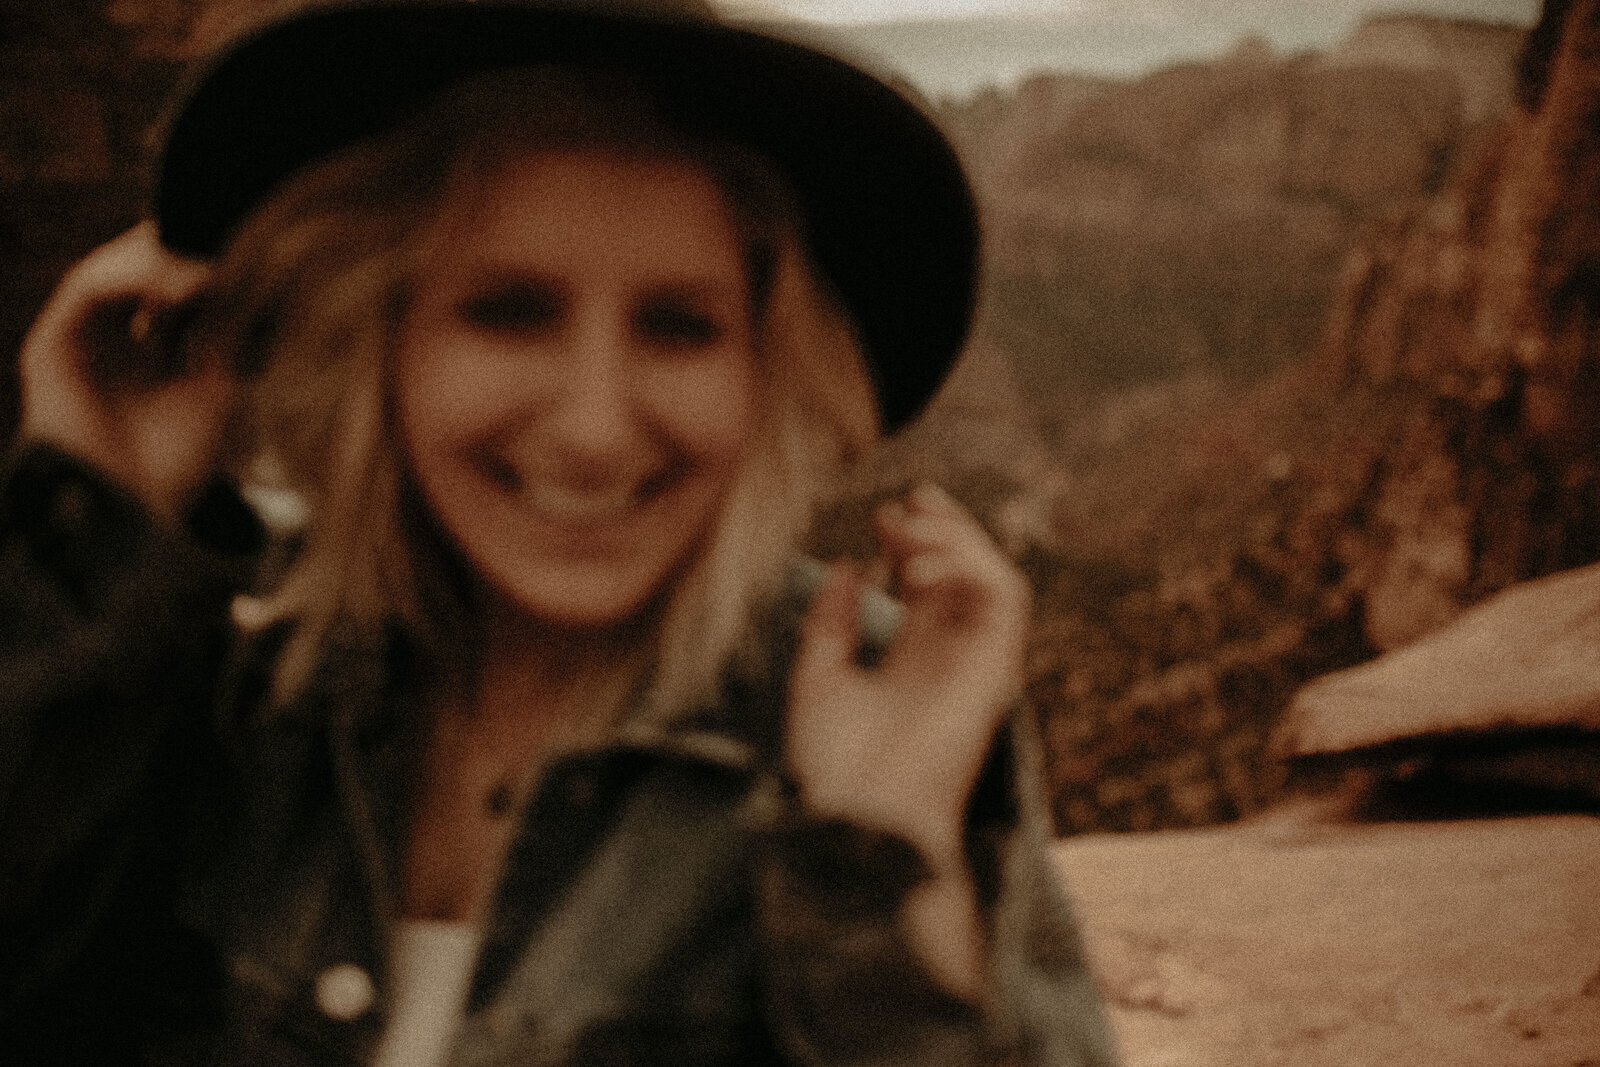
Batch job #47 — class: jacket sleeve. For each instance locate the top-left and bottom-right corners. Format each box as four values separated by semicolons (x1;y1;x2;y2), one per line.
0;441;261;1057
755;712;1120;1066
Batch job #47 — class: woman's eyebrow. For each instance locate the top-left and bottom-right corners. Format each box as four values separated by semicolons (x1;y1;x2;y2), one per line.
449;270;571;308
637;278;747;305
461;263;563;286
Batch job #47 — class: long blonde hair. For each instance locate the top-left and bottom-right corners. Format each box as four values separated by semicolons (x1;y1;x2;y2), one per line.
197;67;879;723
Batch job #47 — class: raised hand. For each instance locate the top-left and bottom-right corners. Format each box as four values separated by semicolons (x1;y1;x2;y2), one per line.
787;482;1031;997
20;222;232;524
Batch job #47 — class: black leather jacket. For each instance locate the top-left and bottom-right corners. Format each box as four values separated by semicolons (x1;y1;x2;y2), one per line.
0;443;1117;1066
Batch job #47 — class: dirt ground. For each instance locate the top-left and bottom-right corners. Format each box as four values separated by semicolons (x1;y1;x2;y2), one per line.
1055;810;1600;1067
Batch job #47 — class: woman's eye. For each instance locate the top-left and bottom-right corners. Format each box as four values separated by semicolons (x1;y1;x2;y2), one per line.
635;301;723;348
459;285;561;333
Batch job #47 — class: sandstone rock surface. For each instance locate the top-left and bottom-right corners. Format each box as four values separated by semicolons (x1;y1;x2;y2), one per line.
1058;813;1600;1066
1282;562;1600;756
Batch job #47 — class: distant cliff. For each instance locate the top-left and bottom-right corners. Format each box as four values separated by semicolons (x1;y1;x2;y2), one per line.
1308;0;1600;651
966;0;1600;833
939;14;1526;410
1326;13;1527;122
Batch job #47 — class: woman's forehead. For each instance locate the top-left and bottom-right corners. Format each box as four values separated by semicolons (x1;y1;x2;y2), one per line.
444;148;740;234
420;150;754;296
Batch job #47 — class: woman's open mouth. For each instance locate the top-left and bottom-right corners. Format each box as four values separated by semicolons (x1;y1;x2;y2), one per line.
519;481;639;523
469;448;679;528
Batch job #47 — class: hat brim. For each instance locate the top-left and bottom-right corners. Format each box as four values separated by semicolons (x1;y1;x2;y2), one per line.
155;1;978;432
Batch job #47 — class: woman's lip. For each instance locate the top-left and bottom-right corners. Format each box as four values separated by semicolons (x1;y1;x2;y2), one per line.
519;482;638;522
466;448;680;526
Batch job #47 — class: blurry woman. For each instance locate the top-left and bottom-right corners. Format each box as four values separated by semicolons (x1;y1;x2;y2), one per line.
0;2;1117;1064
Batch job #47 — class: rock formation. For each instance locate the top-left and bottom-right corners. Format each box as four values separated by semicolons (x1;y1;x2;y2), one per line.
1315;0;1600;652
1007;0;1600;832
938;16;1525;420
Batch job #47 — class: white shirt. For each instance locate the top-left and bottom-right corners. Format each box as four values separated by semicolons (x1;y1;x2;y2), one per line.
370;921;483;1067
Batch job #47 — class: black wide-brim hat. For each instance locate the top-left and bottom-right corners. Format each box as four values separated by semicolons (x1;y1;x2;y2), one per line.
155;0;978;432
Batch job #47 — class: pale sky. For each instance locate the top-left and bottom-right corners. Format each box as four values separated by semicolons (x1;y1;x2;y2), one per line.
715;0;1541;95
720;0;1085;18
717;0;1538;24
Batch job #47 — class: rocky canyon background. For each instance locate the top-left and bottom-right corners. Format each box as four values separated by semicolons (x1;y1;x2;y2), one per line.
4;0;1599;837
840;0;1600;835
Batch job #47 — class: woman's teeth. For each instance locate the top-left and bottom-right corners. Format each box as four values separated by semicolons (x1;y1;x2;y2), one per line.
521;483;637;521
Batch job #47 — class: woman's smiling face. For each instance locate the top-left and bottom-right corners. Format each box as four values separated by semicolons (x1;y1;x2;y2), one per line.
394;149;760;629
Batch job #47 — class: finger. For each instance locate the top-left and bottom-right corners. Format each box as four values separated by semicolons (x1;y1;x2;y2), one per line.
86;238;212;388
876;509;1032;669
875;506;969;576
878;505;1024;615
877;484;991;556
138;235;212;308
904;481;967;519
898;552;976;602
877;513;967;566
56;223;205;308
25;224;210;381
792;561;864;685
114;224;212;366
880;565;990;670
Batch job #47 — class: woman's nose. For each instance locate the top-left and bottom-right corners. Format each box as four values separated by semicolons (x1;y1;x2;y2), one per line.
541;322;635;466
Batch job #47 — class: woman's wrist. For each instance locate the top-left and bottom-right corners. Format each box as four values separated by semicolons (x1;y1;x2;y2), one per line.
903;866;986;1002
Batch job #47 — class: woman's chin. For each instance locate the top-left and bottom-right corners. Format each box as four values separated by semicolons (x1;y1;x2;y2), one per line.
478;563;663;634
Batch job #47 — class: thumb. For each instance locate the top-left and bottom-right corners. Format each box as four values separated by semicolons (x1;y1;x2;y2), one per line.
792;561;864;689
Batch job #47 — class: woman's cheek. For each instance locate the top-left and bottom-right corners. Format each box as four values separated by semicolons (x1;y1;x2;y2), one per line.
643;352;760;461
397;329;552;444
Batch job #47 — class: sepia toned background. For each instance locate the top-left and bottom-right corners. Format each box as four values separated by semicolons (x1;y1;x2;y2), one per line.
4;1;1599;1061
8;0;1593;833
